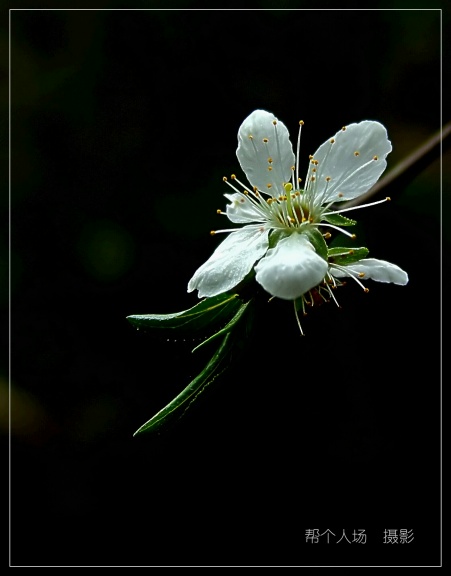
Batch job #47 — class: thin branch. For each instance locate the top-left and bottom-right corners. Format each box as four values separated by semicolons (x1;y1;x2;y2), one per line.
344;120;451;208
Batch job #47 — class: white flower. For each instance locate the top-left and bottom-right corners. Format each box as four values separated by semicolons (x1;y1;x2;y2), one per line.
188;109;403;301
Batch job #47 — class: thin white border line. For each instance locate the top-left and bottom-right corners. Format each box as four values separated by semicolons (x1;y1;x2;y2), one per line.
8;7;12;569
439;10;443;566
7;7;443;10
7;7;443;569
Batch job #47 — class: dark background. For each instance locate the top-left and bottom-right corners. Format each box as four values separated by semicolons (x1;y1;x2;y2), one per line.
5;3;444;567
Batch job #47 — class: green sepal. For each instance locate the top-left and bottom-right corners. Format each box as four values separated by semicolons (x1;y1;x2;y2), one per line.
302;227;328;261
191;299;252;352
268;228;289;249
328;246;369;265
126;292;242;335
323;212;357;226
133;298;255;436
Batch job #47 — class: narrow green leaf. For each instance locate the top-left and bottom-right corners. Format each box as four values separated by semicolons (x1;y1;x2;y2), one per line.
191;299;251;352
127;292;241;334
133;299;255;436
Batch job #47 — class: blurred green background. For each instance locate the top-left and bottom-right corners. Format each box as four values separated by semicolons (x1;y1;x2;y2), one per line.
5;3;445;567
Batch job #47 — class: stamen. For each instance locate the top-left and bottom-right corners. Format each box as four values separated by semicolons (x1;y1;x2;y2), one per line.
316;223;356;238
331;264;369;291
296;120;304;186
222;176;242;194
332;157;384;192
323;197;391;217
325;281;341;308
210;228;241;235
231;173;253;194
294;300;305;336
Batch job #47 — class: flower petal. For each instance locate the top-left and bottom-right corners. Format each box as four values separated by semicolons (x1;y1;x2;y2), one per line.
330;258;409;285
236;110;295;198
187;225;270;298
255;232;328;300
224;192;267;224
309;121;392;203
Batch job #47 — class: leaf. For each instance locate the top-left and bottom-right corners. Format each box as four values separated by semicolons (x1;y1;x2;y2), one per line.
328;246;369;265
323;212;357;226
191;299;252;352
133;299;254;436
126;292;242;335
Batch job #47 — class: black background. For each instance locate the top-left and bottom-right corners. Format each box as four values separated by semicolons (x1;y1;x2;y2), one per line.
6;3;444;567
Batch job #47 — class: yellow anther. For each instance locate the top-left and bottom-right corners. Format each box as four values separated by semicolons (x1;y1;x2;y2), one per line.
253;186;258;192
216;209;222;214
263;137;269;143
386;196;391;201
309;154;313;159
290;217;295;223
313;160;319;165
299;120;304;125
323;232;332;239
342;126;347;131
210;230;216;236
358;272;365;278
310;176;316;181
268;166;273;171
223;176;228;182
272;120;277;125
268;157;273;163
373;155;378;161
243;190;249;195
291;165;295;171
266;183;272;189
354;151;360;156
338;193;344;198
312;168;317;173
364;288;370;293
349;249;354;254
351;234;357;239
309;217;314;223
298;178;302;183
330;138;335;144
248;134;253;140
231;174;236;179
302;217;307;222
325;176;331;182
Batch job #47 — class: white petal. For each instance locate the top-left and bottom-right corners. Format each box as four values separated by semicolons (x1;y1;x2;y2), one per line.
236;110;296;198
330;258;408;285
187;225;269;298
309;121;392;203
224;192;267;224
255;232;328;300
